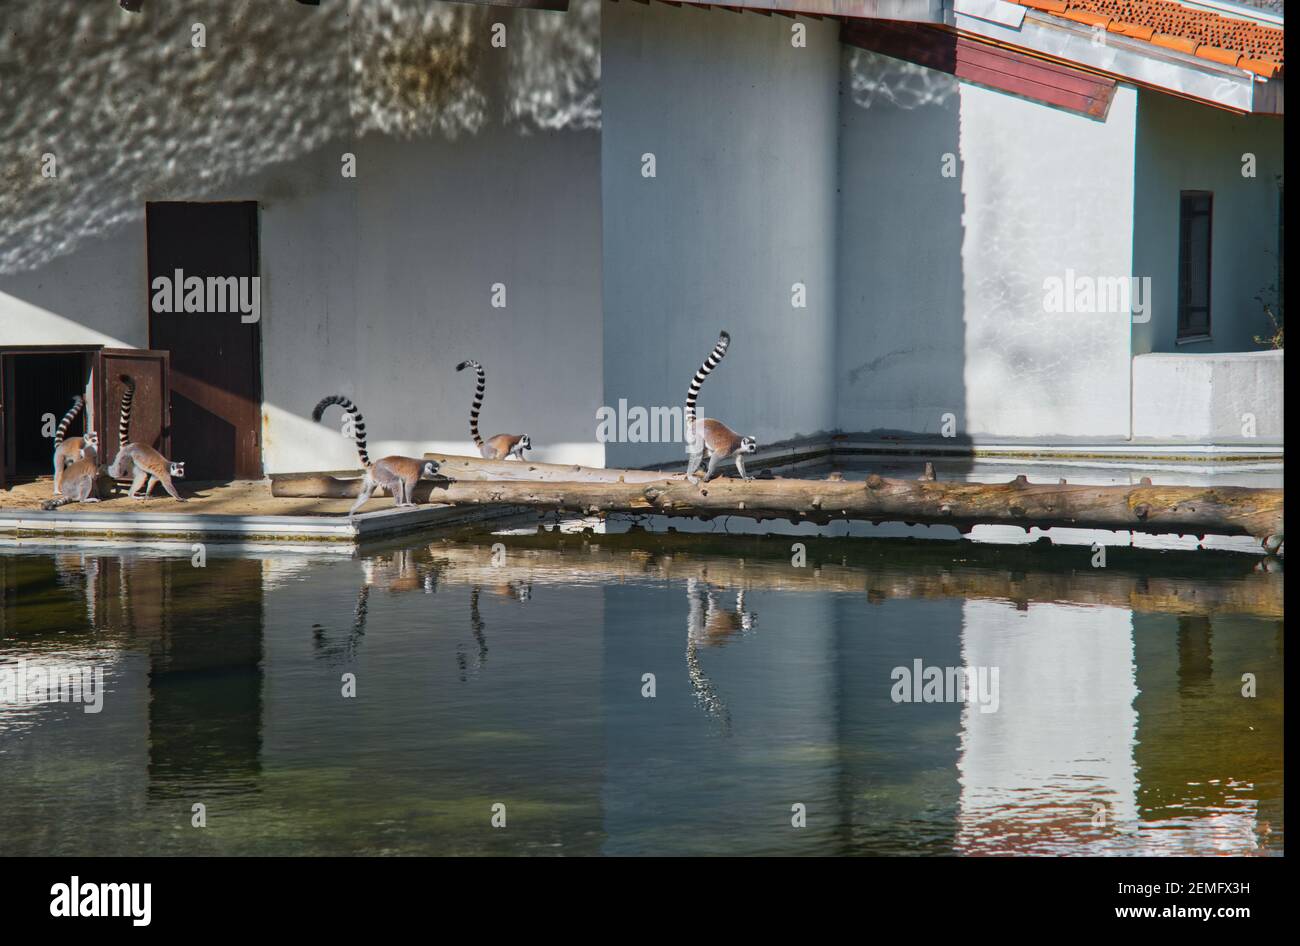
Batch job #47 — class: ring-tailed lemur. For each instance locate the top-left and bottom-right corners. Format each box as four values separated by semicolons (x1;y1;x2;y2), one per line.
311;394;439;516
112;374;187;500
41;442;105;510
455;360;530;460
52;395;96;495
117;375;135;449
685;331;756;484
109;444;186;501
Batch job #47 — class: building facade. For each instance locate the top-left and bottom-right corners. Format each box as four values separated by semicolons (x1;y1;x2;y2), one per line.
0;0;1284;480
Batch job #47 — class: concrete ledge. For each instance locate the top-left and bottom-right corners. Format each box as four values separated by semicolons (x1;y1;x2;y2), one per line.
828;437;1282;464
0;502;519;543
1133;350;1284;443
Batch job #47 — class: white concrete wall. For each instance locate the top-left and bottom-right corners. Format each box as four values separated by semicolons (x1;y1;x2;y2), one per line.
836;49;1139;441
261;122;604;473
600;2;841;468
0;1;604;475
1132;88;1285;356
1132;350;1283;443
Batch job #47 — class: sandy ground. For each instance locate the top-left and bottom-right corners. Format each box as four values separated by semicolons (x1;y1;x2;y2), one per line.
0;477;400;518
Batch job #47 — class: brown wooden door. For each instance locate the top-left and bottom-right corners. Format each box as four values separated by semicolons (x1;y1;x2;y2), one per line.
96;349;170;470
146;201;263;480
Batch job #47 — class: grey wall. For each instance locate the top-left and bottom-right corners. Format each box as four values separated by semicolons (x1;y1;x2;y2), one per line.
600;2;841;468
835;50;966;439
1132;88;1285;355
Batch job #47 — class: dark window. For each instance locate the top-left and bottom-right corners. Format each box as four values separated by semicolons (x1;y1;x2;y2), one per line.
1177;191;1212;339
1278;184;1284;317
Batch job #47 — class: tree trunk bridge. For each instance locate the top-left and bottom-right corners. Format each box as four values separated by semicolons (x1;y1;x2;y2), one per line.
269;453;1284;551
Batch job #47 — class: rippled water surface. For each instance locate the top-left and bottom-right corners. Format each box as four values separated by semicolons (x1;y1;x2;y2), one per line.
0;531;1283;856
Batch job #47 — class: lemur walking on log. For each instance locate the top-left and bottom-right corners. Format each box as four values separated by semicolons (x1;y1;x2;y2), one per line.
311;394;440;517
455;360;530;460
685;331;756;484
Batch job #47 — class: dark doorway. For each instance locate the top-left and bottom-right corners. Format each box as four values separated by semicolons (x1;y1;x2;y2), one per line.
147;201;263;480
2;352;89;479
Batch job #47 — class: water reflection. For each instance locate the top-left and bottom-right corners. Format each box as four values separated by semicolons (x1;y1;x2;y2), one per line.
684;579;758;734
0;534;1283;856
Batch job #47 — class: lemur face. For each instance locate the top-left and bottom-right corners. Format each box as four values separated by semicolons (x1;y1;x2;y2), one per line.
519;435;532;451
739;436;757;454
169;461;186;479
84;431;99;451
422;461;439;478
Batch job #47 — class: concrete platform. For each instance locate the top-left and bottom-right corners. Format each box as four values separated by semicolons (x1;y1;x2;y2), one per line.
0;478;518;543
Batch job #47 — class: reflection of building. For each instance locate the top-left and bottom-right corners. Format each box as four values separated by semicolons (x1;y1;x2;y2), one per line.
952;599;1283;855
955;600;1140;855
1;1;1284;487
0;551;264;852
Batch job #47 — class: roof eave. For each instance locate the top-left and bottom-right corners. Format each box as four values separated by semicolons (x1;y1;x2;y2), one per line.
949;1;1283;114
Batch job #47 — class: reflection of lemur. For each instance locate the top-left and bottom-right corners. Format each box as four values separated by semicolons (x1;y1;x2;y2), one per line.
312;585;370;664
455;360;530;460
362;548;443;595
689;582;755;648
41;443;105;509
52;395;97;495
312;395;440;516
684;580;757;733
685;331;757;484
112;374;187;500
456;586;490;682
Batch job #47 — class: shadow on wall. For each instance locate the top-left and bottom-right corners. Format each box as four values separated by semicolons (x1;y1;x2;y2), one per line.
0;0;600;277
837;46;973;473
0;0;604;472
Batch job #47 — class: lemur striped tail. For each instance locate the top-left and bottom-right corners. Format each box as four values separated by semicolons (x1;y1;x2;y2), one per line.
118;375;136;449
42;496;78;511
53;395;84;449
312;394;371;466
456;361;486;449
685;331;731;427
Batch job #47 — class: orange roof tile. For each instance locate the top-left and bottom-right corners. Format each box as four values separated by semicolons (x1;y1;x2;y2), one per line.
1107;20;1157;41
1006;0;1284;75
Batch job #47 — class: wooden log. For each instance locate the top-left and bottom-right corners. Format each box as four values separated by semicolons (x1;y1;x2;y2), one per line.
419;453;680;484
270;456;1284;545
270;453;680;497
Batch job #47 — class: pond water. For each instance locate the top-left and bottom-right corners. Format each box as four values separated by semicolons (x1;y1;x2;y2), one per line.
0;530;1283;856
